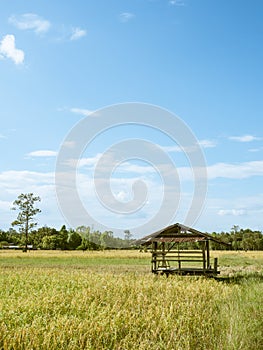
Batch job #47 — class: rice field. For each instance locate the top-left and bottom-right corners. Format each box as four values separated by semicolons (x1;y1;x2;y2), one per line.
0;250;262;350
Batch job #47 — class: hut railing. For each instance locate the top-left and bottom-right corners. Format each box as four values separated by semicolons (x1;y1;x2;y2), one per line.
152;250;206;271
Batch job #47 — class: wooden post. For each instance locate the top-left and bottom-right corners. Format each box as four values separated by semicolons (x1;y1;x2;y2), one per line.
161;242;166;267
178;244;181;271
206;240;210;269
202;242;206;271
203;256;206;271
214;258;218;274
152;242;157;272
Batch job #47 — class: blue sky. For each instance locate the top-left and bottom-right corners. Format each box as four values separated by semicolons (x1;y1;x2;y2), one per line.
1;0;263;237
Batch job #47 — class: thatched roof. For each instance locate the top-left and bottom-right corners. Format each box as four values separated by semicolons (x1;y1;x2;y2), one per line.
135;223;231;247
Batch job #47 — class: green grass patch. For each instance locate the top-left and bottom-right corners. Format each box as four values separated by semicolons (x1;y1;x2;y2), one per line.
0;250;150;269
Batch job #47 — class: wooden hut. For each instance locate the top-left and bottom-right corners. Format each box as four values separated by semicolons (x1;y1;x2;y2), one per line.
136;223;231;277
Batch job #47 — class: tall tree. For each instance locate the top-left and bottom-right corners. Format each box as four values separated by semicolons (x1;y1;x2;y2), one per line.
124;229;132;244
11;193;41;252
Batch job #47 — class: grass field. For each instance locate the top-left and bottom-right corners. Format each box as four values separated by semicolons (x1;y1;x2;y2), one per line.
0;250;262;350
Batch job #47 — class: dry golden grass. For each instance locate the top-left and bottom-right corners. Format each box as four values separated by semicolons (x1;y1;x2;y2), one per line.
0;250;262;349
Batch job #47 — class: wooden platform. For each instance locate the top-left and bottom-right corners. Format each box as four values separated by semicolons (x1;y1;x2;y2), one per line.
153;266;220;277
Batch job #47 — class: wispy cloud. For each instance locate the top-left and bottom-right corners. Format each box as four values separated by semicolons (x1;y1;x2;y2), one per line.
248;147;263;153
65;154;103;168
198;139;217;148
119;12;135;23
162;139;216;153
62;141;76;149
70;108;97;117
161;145;181;153
9;13;51;34
169;0;185;6
208;160;263;179
218;209;247;216
229;135;261;142
27;150;57;157
0;170;54;192
70;27;87;41
175;160;263;181
0;34;24;65
68;148;263;182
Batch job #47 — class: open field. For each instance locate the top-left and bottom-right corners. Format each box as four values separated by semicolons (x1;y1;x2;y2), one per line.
0;250;262;350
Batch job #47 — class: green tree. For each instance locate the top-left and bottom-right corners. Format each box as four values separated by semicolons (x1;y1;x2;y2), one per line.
32;226;58;248
42;235;59;250
241;229;263;251
68;231;82;250
124;229;133;248
11;193;41;252
100;232;107;250
0;230;9;243
124;229;132;241
76;226;91;250
59;225;69;250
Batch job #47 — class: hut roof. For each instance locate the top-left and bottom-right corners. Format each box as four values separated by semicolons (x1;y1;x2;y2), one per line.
135;223;231;247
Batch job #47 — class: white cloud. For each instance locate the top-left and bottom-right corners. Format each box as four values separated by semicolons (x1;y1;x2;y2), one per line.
116;190;129;202
9;13;50;34
27;150;57;157
229;135;261;142
162;145;182;153
248;147;263;153
70;27;87;41
133;159;263;182
62;153;106;169
169;0;185;6
117;162;157;175
162;139;216;153
198;139;217;148
70;108;97;117
208;160;263;179
67;148;263;182
0;35;24;64
0;170;54;193
62;141;76;149
120;12;135;22
198;194;263;232
218;209;247;216
65;154;159;181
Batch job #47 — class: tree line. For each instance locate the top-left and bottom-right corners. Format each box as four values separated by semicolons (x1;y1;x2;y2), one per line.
210;225;263;251
0;225;134;250
1;193;263;251
1;224;263;251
